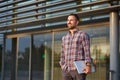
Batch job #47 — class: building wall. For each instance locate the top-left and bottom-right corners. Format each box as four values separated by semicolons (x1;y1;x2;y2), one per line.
4;25;115;80
0;0;120;80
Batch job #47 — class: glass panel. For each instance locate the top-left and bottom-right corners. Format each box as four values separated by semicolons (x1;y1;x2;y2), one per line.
84;27;109;80
53;31;67;80
18;36;30;80
4;38;12;80
53;27;109;80
32;33;52;80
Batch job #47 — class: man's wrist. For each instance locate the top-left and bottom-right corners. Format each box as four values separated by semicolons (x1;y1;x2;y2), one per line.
86;62;91;66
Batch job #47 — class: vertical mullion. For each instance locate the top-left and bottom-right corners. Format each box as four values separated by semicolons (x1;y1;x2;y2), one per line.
29;35;33;80
51;32;54;80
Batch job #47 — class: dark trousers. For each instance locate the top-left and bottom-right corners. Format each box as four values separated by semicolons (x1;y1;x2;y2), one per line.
62;70;87;80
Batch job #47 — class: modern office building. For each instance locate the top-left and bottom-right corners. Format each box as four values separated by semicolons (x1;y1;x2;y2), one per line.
0;0;120;80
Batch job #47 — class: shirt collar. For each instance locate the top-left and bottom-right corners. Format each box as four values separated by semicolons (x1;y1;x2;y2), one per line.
69;29;79;34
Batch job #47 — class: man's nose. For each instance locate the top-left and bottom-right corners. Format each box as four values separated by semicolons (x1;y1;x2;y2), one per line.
67;21;71;24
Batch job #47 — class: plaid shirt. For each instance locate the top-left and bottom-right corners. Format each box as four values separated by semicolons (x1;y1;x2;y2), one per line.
59;29;91;71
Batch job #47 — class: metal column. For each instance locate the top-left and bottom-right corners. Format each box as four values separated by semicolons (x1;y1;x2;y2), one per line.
11;38;18;80
110;11;119;80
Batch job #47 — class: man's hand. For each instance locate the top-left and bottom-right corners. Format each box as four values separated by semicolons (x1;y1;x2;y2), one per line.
83;65;91;74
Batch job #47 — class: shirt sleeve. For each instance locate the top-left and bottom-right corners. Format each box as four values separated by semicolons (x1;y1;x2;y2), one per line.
81;32;91;63
59;36;66;69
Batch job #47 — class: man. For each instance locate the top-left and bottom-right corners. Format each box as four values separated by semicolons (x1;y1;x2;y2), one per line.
59;14;91;80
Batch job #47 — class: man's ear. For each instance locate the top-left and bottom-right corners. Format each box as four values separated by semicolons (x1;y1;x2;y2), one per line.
77;21;79;25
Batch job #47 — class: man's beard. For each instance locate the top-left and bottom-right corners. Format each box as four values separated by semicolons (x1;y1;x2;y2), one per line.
68;26;76;30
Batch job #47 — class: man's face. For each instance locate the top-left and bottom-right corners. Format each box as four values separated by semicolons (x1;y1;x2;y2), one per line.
67;15;79;30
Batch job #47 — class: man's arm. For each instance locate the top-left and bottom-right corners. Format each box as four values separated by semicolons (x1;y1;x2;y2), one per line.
81;32;91;64
59;37;65;69
81;32;92;73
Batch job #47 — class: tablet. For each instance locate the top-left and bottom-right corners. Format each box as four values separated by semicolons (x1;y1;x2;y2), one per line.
74;61;86;74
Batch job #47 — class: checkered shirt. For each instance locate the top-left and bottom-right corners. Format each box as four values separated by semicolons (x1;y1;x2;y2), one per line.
59;29;91;71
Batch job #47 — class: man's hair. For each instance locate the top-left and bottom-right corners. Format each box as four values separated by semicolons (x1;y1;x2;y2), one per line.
68;14;79;21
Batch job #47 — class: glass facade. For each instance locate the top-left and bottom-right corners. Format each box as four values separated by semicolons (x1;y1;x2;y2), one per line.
53;26;110;80
4;26;114;80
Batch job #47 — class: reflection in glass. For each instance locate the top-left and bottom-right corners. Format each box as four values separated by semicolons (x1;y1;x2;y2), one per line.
4;39;12;80
32;33;52;80
53;27;109;80
18;37;30;80
3;26;111;80
84;27;109;80
53;31;67;80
